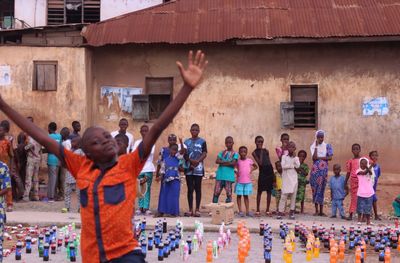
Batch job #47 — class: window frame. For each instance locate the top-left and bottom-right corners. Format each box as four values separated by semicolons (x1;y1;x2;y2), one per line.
145;77;173;120
32;60;58;91
290;84;318;129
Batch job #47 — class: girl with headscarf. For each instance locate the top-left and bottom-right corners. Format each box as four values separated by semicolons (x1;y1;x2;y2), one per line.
310;130;333;216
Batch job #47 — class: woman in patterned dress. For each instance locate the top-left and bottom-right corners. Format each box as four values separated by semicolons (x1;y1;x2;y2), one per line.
310;130;333;216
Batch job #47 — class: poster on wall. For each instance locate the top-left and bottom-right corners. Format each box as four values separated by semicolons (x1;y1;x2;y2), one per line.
0;65;11;86
100;86;143;113
362;97;389;116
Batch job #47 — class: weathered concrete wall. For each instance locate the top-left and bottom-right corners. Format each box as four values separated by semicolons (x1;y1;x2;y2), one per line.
91;43;400;174
100;0;163;21
14;0;47;27
0;46;91;135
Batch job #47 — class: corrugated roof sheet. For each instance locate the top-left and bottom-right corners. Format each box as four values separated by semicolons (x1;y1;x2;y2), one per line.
82;0;400;46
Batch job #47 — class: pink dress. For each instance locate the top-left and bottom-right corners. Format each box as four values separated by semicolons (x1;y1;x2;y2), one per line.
346;158;360;213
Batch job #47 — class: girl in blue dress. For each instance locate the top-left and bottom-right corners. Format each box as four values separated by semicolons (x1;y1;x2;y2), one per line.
157;143;184;217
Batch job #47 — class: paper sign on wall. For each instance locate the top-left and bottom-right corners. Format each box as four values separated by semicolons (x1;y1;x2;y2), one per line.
362;97;389;116
0;65;11;86
101;86;143;113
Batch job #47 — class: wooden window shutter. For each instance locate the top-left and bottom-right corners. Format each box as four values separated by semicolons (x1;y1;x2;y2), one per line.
132;94;150;121
280;102;295;129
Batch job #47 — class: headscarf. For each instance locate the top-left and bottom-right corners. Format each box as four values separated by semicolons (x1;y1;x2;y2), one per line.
310;130;327;158
356;157;375;185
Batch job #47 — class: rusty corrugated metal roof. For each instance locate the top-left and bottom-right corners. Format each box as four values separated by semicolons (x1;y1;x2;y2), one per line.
82;0;400;46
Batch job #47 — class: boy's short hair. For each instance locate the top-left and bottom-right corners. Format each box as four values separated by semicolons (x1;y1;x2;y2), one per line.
225;136;233;141
191;123;199;129
0;120;10;132
280;133;289;139
119;118;128;124
48;122;57;131
238;146;247;152
352;143;361;149
72;120;80;126
333;163;341;169
298;150;307;157
115;133;129;146
369;150;378;157
254;135;264;142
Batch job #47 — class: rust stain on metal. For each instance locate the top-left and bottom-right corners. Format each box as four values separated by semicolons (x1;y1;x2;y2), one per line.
83;0;400;46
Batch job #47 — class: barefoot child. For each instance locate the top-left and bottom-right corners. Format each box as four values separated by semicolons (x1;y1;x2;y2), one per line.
272;161;282;213
46;122;62;202
235;146;257;217
0;50;207;263
356;158;374;225
252;136;274;216
275;133;289;160
183;123;207;217
277;141;300;220
296;150;309;214
213;136;238;204
345;143;362;220
329;164;346;219
116;134;147;200
62;136;83;213
157;143;184;217
369;150;382;220
133;125;155;216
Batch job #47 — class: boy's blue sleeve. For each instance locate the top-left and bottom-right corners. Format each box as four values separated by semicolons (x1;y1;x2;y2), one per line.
233;152;239;160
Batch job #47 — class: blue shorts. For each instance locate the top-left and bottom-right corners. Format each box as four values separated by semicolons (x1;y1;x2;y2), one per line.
357;196;373;215
235;183;253;196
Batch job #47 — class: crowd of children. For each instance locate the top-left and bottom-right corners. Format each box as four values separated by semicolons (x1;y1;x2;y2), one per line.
148;129;393;225
0;116;395;225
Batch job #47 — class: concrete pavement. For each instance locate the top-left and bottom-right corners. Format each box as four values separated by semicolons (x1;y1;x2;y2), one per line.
6;211;395;232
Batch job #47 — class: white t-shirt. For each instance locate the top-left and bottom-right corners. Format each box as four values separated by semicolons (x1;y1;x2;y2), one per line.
111;130;134;153
132;139;155;173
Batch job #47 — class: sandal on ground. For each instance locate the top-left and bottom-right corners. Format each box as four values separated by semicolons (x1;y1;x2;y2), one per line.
266;211;272;217
184;211;193;217
255;211;261;217
193;211;201;217
238;212;245;217
319;213;327;217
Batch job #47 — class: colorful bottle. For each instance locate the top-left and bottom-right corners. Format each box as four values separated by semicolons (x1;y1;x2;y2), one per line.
163;218;167;233
206;241;213;262
43;243;50;261
51;243;56;254
338;239;345;261
69;243;76;262
286;243;293;263
314;238;320;258
306;241;313;261
355;246;361;263
15;241;22;260
384;247;391;263
25;236;32;254
158;243;164;261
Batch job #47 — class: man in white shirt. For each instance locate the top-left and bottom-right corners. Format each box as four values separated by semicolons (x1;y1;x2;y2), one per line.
111;118;134;153
132;124;155;216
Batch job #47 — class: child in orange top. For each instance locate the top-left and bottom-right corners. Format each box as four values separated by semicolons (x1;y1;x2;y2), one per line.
0;50;208;263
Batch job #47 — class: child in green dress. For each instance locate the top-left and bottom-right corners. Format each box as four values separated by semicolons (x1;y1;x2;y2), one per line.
296;150;309;214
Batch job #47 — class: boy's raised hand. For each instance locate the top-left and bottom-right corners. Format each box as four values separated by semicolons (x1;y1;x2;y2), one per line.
176;50;208;88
